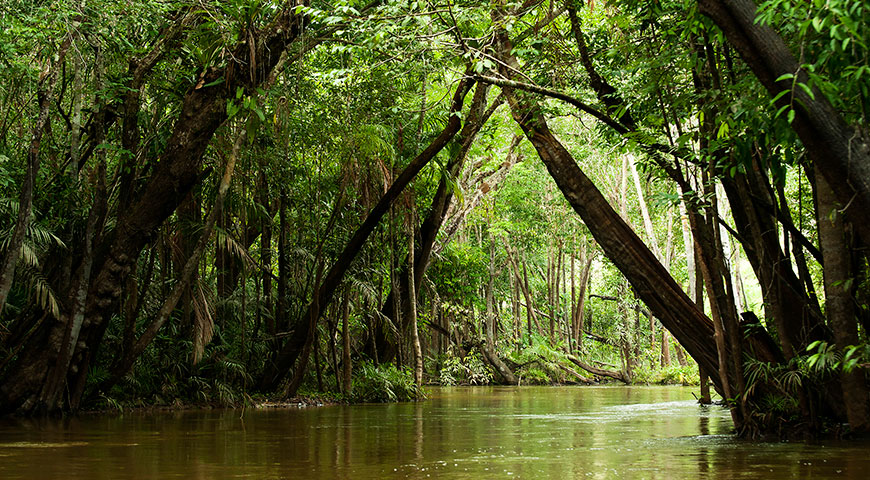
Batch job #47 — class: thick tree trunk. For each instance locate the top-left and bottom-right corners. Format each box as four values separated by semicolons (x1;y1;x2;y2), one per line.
816;171;870;432
697;0;870;248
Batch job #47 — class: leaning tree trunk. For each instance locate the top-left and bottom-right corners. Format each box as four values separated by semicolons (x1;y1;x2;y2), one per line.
259;77;476;392
490;22;723;392
367;83;497;362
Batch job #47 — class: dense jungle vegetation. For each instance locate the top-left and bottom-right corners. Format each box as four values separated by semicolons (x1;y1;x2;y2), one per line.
1;0;870;438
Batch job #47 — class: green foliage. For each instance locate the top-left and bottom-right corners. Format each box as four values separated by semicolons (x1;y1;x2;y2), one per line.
0;199;65;318
506;336;567;384
631;363;699;386
437;349;494;386
806;341;870;374
351;362;424;403
520;367;551;385
744;357;808;403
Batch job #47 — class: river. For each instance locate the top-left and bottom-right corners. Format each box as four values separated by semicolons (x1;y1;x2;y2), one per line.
0;386;868;479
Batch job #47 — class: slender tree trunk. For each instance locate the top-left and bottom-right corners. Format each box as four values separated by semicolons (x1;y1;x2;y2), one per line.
313;325;324;392
485;238;496;345
327;308;340;392
261;175;275;336
408;210;422;389
368;85;497;361
661;331;671;367
570;249;576;352
0;38;71;314
341;287;352;395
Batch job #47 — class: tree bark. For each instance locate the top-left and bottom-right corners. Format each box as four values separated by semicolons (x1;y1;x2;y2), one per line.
341;287;352;395
101;122;246;394
0;8;307;414
816;170;870;432
408;210;423;389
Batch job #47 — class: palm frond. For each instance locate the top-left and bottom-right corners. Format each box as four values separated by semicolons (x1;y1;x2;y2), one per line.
18;242;40;269
214;226;256;268
352;124;395;161
21;265;60;318
191;282;215;365
25;222;65;249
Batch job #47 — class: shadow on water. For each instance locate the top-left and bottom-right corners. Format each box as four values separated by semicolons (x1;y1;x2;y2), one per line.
0;386;868;479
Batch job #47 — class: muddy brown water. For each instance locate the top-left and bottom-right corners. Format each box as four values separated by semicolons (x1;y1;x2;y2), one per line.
1;386;868;479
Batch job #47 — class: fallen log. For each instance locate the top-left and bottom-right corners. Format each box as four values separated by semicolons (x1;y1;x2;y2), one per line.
554;360;595;384
567;354;630;384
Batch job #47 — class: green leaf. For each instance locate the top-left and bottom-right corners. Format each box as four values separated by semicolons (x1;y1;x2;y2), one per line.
796;82;815;101
772;89;790;103
202;77;224;88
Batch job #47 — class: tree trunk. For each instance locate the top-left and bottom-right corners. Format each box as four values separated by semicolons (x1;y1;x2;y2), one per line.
408;210;423;389
100;122;246;394
491;23;723;392
481;342;518;385
660;331;672;367
816;170;870;432
341;287;352;395
0;37;71;315
365;84;496;362
259;77;475;391
697;0;870;248
0;9;307;415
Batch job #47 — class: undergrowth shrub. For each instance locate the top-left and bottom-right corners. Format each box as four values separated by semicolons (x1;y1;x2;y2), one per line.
438;348;494;385
631;362;699;385
351;362;424;402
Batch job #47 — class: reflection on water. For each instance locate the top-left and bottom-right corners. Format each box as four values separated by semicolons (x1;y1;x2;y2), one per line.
0;386;867;479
